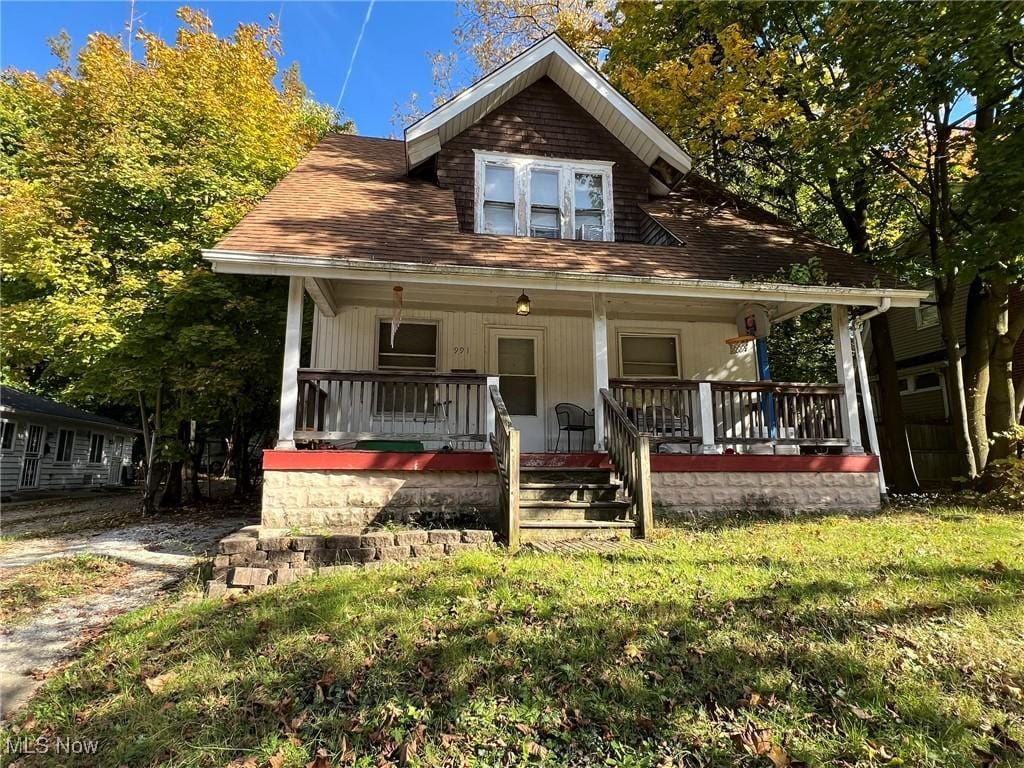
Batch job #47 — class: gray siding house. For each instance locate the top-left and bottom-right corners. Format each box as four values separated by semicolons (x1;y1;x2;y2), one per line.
0;387;138;499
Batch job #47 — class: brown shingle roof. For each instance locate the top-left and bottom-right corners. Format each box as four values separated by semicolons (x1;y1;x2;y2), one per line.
212;133;897;289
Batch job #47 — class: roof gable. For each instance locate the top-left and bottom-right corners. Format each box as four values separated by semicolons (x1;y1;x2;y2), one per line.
404;35;692;182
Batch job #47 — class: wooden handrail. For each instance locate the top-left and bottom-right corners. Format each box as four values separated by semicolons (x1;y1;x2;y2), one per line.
489;385;520;551
600;388;653;539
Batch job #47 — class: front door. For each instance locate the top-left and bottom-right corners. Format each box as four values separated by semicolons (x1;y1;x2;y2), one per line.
489;328;546;451
19;424;43;489
108;436;124;485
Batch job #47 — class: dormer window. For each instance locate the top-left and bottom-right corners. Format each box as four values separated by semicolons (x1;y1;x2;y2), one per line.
474;151;614;241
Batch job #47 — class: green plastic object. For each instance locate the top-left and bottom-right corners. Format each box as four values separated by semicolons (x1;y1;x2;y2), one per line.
354;440;425;452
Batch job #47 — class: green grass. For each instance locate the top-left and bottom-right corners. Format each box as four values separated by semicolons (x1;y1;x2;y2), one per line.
0;555;131;627
4;507;1023;767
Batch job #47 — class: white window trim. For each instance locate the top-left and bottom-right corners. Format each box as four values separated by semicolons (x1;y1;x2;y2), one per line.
55;428;75;465
473;150;615;242
617;332;682;379
375;318;440;372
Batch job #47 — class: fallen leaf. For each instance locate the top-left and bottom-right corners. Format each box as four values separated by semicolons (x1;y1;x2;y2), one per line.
306;748;332;768
526;741;548;759
269;751;287;768
485;629;500;646
144;672;177;695
624;642;642;659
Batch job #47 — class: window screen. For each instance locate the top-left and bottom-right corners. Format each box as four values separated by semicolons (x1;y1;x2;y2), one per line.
620;335;679;378
497;337;537;416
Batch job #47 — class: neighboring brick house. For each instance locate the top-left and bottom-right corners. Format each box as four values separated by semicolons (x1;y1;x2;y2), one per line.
869;280;1024;483
0;387;138;500
205;35;926;546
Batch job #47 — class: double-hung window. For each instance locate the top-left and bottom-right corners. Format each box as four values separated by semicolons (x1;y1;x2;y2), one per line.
88;433;105;464
0;420;14;451
56;429;74;463
474;152;613;241
619;334;681;378
376;321;439;415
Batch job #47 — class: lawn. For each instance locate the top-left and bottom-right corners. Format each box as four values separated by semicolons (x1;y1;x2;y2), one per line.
3;507;1022;768
0;555;131;627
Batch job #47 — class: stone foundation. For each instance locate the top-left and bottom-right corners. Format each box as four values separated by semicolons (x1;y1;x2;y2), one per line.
652;471;881;520
207;525;497;596
261;469;499;530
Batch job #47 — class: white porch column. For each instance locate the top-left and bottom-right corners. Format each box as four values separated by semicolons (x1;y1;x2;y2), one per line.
832;304;864;453
276;276;305;450
592;293;609;451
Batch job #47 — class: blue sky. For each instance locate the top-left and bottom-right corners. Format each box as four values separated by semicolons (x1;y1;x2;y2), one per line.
0;1;461;137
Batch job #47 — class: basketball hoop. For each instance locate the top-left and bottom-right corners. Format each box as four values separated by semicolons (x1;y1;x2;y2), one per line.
725;335;755;354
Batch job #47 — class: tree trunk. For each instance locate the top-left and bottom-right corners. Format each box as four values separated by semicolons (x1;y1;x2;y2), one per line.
159;420;189;508
965;277;992;470
935;274;978;479
986;274;1022;460
870;314;920;492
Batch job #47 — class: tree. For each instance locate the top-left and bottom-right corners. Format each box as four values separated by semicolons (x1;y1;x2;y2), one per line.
1;8;353;511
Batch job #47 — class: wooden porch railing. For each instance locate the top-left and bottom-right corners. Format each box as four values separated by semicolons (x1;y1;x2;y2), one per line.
295;369;489;445
600;389;653;538
489;384;520;550
609;378;848;450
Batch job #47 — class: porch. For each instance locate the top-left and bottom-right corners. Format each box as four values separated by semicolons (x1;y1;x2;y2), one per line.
263;276;881;547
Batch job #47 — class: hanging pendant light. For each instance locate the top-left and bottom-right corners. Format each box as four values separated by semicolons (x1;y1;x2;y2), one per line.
515;289;531;316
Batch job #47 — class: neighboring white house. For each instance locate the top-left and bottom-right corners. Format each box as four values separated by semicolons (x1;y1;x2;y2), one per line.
204;35;927;545
0;387;138;499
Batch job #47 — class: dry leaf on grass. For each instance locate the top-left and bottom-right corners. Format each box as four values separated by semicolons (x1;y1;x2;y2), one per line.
143;671;177;695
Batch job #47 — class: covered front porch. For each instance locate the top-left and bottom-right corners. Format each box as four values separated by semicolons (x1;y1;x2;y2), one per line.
259;274;883;547
276;275;866;457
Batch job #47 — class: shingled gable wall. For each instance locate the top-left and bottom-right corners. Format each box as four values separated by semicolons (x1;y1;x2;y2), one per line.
435;77;653;242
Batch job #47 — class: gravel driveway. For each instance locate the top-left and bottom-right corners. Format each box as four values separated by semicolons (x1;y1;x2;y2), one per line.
0;491;255;718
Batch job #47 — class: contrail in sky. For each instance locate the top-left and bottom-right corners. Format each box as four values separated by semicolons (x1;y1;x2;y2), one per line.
336;0;376;111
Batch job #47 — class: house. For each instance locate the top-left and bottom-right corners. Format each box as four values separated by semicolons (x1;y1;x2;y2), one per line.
869;279;1024;483
204;35;927;546
0;387;138;499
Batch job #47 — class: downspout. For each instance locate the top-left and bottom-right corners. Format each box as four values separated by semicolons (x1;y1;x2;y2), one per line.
852;298;891;503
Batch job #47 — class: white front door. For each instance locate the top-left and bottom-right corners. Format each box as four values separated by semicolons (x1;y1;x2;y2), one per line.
19;424;44;489
489;328;546;451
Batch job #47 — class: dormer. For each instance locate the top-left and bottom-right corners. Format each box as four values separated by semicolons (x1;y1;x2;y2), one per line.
404;36;692;243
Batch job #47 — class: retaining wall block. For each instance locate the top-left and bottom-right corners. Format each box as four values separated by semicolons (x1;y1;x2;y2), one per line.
461;530;495;544
428;530;461;545
229;567;272;587
377;545;412;561
394;530;429;546
361;532;396;549
258;537;292;552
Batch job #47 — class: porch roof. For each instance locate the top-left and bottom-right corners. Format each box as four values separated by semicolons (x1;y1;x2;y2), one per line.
206;134;920;303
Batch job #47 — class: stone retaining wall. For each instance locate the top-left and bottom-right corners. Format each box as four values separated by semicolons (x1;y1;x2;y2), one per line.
652;471;880;520
207;526;496;597
261;469;498;530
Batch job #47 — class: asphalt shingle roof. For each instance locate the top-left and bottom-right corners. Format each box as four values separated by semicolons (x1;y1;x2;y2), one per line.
212;133;897;289
0;387;137;431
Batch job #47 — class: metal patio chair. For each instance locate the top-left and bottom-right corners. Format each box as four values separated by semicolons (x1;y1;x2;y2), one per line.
554;402;595;453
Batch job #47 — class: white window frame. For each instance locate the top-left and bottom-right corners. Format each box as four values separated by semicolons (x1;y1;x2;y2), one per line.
617;333;682;379
55;428;75;464
88;432;106;465
0;419;15;451
473;151;615;241
375;319;440;372
915;288;939;329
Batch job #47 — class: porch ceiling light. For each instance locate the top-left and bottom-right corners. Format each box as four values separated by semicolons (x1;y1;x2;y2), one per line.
515;290;531;316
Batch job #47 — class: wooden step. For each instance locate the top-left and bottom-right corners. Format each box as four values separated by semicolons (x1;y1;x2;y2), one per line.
519;499;629;510
519;519;636;529
520;482;618;490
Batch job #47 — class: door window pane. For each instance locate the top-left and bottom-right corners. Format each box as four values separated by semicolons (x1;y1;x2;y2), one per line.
497;337;537;416
498;337;535;375
620;335;679;378
500;376;537;416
